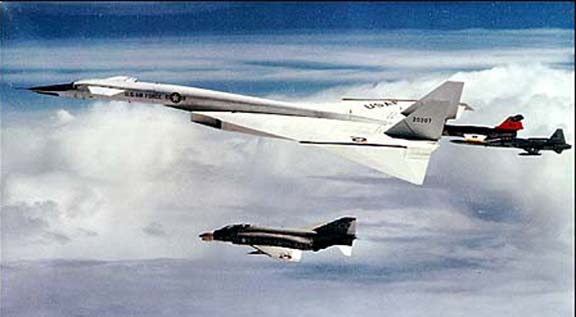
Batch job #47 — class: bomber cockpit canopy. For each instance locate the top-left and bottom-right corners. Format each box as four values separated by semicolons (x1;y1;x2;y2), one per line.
104;76;138;83
75;76;138;86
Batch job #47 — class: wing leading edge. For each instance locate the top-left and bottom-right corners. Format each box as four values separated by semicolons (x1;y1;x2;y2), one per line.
251;245;303;262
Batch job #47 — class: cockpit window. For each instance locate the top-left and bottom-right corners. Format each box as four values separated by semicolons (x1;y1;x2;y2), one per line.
220;224;248;231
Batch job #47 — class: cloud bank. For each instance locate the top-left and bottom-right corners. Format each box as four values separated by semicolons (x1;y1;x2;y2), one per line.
1;29;574;316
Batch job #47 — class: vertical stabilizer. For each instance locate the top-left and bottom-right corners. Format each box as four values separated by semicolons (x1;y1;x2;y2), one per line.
550;129;565;143
386;81;464;140
310;217;357;256
496;114;524;131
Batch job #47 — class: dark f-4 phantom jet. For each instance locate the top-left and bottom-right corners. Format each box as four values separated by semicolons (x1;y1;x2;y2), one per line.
200;217;356;262
451;128;571;156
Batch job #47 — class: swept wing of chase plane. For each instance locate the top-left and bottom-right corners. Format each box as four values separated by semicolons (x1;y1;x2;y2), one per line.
28;76;471;185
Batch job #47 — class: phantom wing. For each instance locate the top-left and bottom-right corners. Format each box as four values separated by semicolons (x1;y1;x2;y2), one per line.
250;245;303;262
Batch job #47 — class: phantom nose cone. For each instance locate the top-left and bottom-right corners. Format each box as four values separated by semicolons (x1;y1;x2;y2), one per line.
199;232;214;241
28;83;75;96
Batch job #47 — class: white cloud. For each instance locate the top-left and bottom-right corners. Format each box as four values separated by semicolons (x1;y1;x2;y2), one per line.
1;63;572;265
1;30;573;316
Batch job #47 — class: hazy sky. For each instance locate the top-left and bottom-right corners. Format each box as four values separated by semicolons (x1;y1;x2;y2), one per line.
1;2;574;317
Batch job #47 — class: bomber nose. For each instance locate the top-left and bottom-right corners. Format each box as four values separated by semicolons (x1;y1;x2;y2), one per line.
199;232;214;241
27;82;75;96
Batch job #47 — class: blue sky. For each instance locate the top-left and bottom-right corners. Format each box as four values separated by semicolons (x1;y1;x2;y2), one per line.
1;2;574;104
1;2;574;317
1;2;574;41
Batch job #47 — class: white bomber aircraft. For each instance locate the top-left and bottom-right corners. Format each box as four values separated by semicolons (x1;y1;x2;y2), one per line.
28;76;471;184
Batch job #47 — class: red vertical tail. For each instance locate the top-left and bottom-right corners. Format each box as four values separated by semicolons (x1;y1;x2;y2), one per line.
495;114;524;131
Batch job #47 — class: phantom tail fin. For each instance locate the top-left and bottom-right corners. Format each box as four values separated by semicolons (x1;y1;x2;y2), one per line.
496;114;524;131
386;81;464;140
312;218;357;256
313;217;356;237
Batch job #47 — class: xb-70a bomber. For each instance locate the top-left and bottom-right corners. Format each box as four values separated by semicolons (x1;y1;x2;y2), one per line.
28;76;570;182
28;76;471;185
